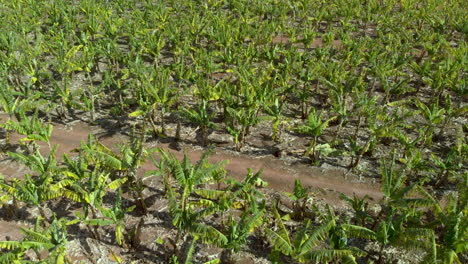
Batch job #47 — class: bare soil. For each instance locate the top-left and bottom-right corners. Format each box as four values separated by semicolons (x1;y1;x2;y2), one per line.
2;119;382;202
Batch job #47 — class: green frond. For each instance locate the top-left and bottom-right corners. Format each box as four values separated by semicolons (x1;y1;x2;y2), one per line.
0;182;18;195
108;177;127;190
0;194;11;205
50;179;74;191
396;198;436;208
454;240;468;254
298;219;335;256
3;120;27;135
62;189;87;203
265;228;293;256
171;160;186;185
115;225;124;245
41;188;62;200
441;249;462;264
181;107;200;123
163;178;178;208
341;254;358;264
322;116;337;131
181;151;192;175
194;189;226;199
342;224;377;240
0;240;48;250
346;246;367;257
0;241;23;250
196;162;228;184
395;228;435;252
189;223;227;247
189;199;215;208
24;133;49;143
243;210;264;232
272;206;292;248
83;218;114;226
8;152;41;171
202;259;220;264
94;149;122;170
0;250;24;264
194;204;221;219
91;139;115;155
293;179;306;200
184;236;198;264
423;234;438;264
19;227;51;245
294;220;312;250
301;249;355;263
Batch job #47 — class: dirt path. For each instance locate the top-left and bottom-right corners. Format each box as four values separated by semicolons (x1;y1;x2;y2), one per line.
3;121;382;205
0;220;26;241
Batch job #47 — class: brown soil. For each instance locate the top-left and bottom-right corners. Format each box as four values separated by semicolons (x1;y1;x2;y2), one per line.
0;220;25;241
4;120;381;203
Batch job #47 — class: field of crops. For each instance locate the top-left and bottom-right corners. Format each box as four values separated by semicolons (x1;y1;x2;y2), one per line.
0;0;466;263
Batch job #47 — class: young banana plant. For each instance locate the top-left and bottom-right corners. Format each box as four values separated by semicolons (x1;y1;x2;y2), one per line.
64;166;126;239
262;97;286;143
144;67;179;137
418;190;467;264
329;88;349;144
350;92;378;142
221;200;265;262
49;36;83;119
2;111;53;152
83;189;135;246
339;193;373;226
130;66;178;139
283;179;314;220
0;87;25;148
2;146;65;221
343;211;434;264
348;103;404;171
74;134;148;214
430;147;464;187
0;216;74;264
266;205;359;263
180;99;217;146
226;106;260;152
296;108;336;164
153;148;228;251
415;100;446;147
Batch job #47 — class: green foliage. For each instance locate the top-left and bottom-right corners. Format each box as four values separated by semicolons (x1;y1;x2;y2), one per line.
181;99;217;146
419;191;468;264
0;216;73;264
0;0;466;263
3;111;53;150
222;200;265;253
84;189;134;246
263;97;287;143
266;205;360;263
154;148;228;247
297;108;336;163
1;146;68;219
340;193;373;226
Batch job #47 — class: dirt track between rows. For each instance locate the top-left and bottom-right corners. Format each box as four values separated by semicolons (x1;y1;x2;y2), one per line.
1;121;382;206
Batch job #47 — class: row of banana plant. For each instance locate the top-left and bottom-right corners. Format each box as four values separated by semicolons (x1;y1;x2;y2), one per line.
0;125;466;263
0;0;465;183
0;0;466;263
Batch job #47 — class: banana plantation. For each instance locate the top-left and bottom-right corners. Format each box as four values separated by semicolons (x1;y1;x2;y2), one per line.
0;0;466;263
